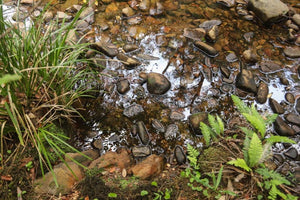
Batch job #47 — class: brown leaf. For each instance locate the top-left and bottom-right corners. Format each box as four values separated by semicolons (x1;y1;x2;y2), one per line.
1;175;12;181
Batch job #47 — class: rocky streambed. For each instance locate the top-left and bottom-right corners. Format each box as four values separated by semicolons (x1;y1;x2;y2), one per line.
3;0;300;198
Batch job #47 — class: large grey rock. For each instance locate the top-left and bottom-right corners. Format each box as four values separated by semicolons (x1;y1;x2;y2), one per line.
146;72;171;95
248;0;289;23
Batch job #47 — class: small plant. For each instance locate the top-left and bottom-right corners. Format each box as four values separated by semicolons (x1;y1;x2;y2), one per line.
108;192;118;198
182;144;236;199
154;188;172;200
256;167;297;200
200;114;224;146
140;190;149;196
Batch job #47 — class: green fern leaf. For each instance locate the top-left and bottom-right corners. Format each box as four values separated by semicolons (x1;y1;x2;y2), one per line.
265;113;278;125
242;135;250;164
248;133;263;168
256;168;291;185
240;127;255;137
227;158;251;172
187;144;200;169
208;114;220;136
258;143;272;164
231;95;251;114
216;115;224;134
243;113;266;137
266;136;296;145
200;122;212;146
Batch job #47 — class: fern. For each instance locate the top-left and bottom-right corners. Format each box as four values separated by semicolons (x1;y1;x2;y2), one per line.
258;143;272;164
243;113;266;137
227;158;251;172
248;133;263;168
216;115;224;134
265;113;278;125
200;122;212;146
208;114;220;135
265;136;296;145
231;95;251;114
242;135;250;165
187;144;200;169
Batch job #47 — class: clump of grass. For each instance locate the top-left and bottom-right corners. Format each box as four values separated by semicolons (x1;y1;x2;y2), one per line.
0;1;97;186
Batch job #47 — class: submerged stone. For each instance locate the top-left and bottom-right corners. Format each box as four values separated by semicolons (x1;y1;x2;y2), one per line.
123;103;144;117
117;53;142;69
269;98;284;114
285;113;300;126
146;72;171;95
283;46;300;58
256;82;268;104
283;147;298;160
194;41;218;57
91;42;118;57
273;117;295;136
116;79;130;94
236;69;257;94
137;121;150;145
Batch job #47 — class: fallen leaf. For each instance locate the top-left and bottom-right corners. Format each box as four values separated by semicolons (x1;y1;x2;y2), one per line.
234;173;245;182
122;168;127;177
1;175;12;181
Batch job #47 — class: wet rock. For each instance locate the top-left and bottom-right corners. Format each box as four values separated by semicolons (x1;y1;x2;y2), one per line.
56;11;72;22
88;148;132;169
174;146;186;164
256;82;268;104
43;11;53;23
243;15;254;21
128;26;147;39
217;0;235;7
269;98;284;114
248;0;289;24
220;65;231;78
34;162;84;195
273;117;296;136
260;61;282;73
20;0;38;4
146;72;171;95
292;14;300;26
136;54;159;60
243;32;254;43
285;113;300;126
285;93;295;104
137;121;150;145
295;98;300;114
206;25;219;42
221;84;234;93
79;7;94;24
127;16;143;25
66;29;80;45
117;53;141;69
149;1;164;16
98;21;109;31
156;35;168;47
65;5;82;13
152;119;165;133
116;79;130;94
91;139;103;151
236;69;257;94
122;7;135;17
199;19;222;31
226;52;238;62
183;28;206;41
123;44;139;52
164;124;179;140
280;77;289;85
242;49;258;63
123;103;144;117
170;111;185;121
273;154;284;164
283;147;298;160
91;42;118;57
130;154;164;179
12;11;27;21
188;112;208;135
283;46;300;58
194;41;218;57
132;146;151;157
65;149;99;167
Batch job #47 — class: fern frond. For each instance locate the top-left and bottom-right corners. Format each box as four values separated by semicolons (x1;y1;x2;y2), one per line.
242;135;250;164
265;113;278;125
240;127;255;137
216;115;224;134
265;136;296;145
227;158;251;172
248;133;263;168
258;143;272;164
231;95;251;114
243;113;266;138
200;122;212;146
208;114;220;135
255;168;291;185
187;144;200;169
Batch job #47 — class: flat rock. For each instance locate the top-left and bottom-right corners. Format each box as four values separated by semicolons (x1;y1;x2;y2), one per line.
269;98;284;114
260;61;282;73
116;79;130;94
123;103;144;117
147;72;171;95
283;46;300;58
79;7;94;24
243;49;259;63
236;69;257;94
273;117;296;136
152;119;165;133
34;162;84;195
248;0;289;23
285;113;300;126
283;147;298;160
130;154;164;179
91;42;118;57
65;149;99;167
216;0;235;8
123;44;139;52
199;19;222;31
164;124;179;140
117;53;141;69
88;148;132;169
132;146;151;157
137;121;150;145
183;28;206;41
292;14;300;26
